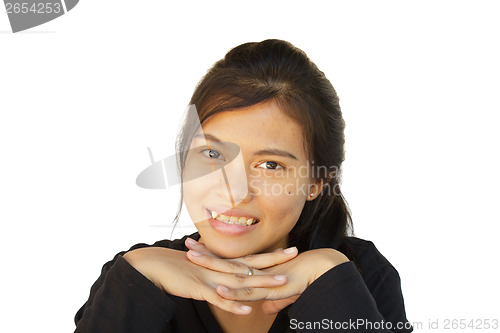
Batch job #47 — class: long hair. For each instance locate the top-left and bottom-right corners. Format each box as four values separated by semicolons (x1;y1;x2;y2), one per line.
175;39;356;260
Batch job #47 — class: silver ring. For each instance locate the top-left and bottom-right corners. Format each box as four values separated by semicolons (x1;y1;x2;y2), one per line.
247;266;254;276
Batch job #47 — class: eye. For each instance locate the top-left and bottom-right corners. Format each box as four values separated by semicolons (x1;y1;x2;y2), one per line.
257;161;284;170
201;149;225;161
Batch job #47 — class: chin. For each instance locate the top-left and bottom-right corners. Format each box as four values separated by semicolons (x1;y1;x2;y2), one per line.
201;239;255;259
210;245;253;259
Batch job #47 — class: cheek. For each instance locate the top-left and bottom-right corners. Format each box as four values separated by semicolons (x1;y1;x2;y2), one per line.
182;184;200;223
264;190;307;225
182;161;225;205
250;174;310;196
182;183;197;205
182;179;213;225
262;175;311;227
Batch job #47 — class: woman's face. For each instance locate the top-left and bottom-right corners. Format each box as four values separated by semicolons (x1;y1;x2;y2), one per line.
182;100;321;258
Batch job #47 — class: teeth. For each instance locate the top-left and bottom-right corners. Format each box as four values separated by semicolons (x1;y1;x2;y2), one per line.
210;210;259;226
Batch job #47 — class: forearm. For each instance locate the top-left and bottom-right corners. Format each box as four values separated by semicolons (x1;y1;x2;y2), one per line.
289;261;409;332
75;256;176;333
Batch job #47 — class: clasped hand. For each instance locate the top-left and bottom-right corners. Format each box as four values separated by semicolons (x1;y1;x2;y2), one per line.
184;238;348;315
123;238;348;316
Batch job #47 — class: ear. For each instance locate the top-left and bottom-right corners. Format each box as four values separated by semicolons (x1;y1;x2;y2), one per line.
307;179;324;201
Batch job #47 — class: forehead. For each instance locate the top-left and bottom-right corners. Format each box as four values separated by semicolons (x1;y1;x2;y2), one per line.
195;101;308;160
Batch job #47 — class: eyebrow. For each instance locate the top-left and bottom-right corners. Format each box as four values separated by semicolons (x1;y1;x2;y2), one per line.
193;133;298;160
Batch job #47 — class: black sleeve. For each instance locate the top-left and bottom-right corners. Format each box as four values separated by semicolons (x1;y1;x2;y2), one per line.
288;241;412;333
74;241;182;333
356;241;411;332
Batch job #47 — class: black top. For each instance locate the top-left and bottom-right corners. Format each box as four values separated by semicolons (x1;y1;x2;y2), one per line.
74;233;412;332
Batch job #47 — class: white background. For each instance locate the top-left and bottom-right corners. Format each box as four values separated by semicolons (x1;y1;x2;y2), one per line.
1;1;499;332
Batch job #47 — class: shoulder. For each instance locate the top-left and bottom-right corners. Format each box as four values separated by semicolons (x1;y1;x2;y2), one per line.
343;237;410;324
343;236;398;278
343;236;382;255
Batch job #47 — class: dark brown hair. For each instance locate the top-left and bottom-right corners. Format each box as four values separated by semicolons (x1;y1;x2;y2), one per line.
175;39;355;258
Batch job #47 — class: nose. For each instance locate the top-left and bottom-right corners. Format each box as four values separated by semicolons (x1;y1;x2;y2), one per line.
215;152;253;207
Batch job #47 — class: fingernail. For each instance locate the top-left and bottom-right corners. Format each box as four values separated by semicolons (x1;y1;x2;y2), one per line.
239;305;252;313
188;250;202;256
273;275;287;281
283;247;297;254
273;248;283;252
186;238;197;245
218;285;229;292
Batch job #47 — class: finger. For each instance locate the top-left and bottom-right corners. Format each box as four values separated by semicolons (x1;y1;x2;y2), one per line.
201;285;253;315
185;238;298;270
261;295;300;315
184;238;218;257
216;271;288;289
230;247;298;269
216;285;268;302
216;284;291;302
187;250;265;275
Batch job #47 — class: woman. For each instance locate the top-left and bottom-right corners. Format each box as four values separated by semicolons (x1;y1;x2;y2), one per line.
75;39;412;332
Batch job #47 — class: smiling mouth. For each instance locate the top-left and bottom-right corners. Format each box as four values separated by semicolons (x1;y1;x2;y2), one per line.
208;210;260;226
